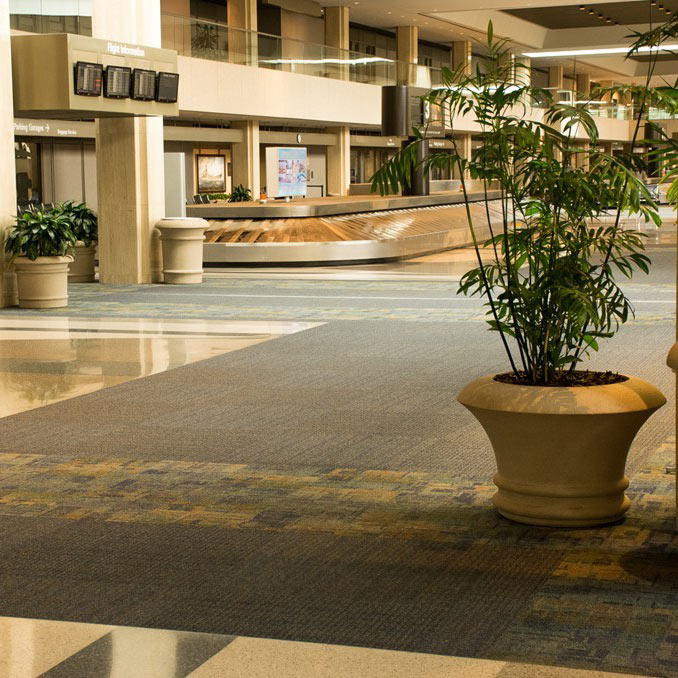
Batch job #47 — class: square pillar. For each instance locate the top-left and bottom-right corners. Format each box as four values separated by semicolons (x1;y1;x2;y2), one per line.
453;134;472;181
324;6;349;80
92;0;165;284
576;73;591;100
228;0;257;65
0;0;17;307
231;121;260;198
548;66;564;90
452;40;472;77
324;6;349;49
396;25;418;85
326;127;350;196
95;117;165;283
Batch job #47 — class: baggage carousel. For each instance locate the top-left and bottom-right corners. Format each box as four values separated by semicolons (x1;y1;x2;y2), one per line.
188;192;503;266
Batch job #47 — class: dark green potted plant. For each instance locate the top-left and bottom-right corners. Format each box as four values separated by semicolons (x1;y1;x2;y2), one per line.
228;184;252;202
5;206;76;308
372;21;675;527
59;201;98;282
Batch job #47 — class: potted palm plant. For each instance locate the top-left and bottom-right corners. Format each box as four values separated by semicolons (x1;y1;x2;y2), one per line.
5;206;76;308
228;184;253;202
59;201;98;282
372;22;675;527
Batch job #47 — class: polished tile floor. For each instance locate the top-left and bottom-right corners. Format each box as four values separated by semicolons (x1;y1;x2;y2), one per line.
0;318;321;417
0;616;647;678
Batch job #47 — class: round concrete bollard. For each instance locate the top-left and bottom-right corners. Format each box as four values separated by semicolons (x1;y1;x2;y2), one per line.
156;218;210;284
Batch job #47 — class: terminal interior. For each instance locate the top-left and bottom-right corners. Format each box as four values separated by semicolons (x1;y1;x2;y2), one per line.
1;0;678;676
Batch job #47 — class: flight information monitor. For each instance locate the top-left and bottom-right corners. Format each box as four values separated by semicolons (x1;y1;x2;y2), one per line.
74;61;103;97
131;68;156;101
156;72;179;104
104;65;131;99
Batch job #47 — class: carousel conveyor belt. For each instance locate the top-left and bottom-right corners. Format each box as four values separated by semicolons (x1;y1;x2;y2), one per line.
203;200;505;266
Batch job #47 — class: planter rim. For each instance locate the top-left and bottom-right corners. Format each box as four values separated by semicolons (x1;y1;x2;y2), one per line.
457;374;666;416
156;218;209;230
14;255;73;265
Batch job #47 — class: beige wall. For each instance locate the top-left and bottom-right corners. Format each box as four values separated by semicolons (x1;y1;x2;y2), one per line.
41;142;97;209
177;56;380;126
0;0;17;307
281;9;323;43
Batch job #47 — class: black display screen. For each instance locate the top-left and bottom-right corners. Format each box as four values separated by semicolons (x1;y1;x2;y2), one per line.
156;72;179;104
74;61;103;97
104;66;131;99
131;68;156;101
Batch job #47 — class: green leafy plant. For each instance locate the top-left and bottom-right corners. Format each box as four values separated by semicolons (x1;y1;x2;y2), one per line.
5;207;77;261
57;200;98;246
207;193;229;201
372;21;676;386
228;184;252;202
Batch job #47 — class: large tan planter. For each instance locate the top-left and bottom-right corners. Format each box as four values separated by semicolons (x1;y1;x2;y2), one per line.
458;375;666;527
14;256;72;309
156;218;209;284
68;242;96;282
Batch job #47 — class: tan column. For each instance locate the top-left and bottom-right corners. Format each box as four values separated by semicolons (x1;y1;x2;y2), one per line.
452;40;472;77
231;121;260;198
548;66;564;90
598;80;614;103
514;56;531;87
0;0;17;307
326;126;350;196
396;25;418;85
92;0;165;284
324;5;349;49
227;0;257;65
576;73;591;101
453;134;472;181
324;6;349;80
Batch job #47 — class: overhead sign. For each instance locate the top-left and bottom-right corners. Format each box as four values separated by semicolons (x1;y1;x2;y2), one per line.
11;33;179;119
14;118;95;138
106;42;146;58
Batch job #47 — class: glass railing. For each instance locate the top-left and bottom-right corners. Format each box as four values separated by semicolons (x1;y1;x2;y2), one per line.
539;88;634;119
9;12;92;35
161;12;442;88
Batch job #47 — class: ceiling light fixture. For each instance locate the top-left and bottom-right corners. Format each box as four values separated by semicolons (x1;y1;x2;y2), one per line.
523;44;678;57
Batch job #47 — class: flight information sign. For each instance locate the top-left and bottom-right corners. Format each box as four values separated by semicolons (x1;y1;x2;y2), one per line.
156;72;179;103
74;61;103;96
104;65;131;99
131;68;156;101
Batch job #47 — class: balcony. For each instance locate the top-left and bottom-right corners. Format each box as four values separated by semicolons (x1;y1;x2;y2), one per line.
161;13;442;89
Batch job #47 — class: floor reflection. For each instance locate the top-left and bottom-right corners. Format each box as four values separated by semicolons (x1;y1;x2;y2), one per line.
0;318;321;418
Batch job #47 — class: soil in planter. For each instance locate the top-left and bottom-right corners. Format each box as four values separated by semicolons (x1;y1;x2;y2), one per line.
495;370;629;387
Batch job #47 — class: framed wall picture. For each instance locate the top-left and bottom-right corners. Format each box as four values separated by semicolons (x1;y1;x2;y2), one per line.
197;154;226;193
